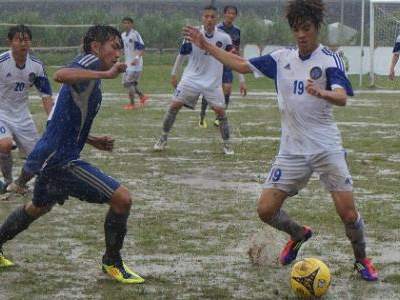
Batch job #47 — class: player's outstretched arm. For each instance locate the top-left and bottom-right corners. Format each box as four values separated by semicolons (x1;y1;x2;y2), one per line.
41;96;53;115
54;62;127;84
86;135;115;152
183;26;251;74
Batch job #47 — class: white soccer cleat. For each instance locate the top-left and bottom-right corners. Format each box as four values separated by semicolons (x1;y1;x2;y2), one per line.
154;137;167;151
6;182;28;195
223;144;234;155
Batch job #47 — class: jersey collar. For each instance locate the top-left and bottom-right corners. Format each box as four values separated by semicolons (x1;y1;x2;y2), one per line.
298;44;322;61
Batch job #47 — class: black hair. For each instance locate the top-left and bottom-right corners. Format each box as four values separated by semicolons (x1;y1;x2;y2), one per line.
203;5;218;13
83;25;123;54
8;24;32;40
286;0;325;30
224;5;238;15
122;17;133;23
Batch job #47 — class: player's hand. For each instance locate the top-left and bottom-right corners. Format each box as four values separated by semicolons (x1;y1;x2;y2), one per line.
171;75;178;89
306;79;324;98
240;82;247;97
183;26;206;49
93;136;115;152
389;69;395;80
106;62;127;79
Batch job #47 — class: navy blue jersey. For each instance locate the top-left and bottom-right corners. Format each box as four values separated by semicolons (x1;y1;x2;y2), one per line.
25;54;102;173
217;22;241;51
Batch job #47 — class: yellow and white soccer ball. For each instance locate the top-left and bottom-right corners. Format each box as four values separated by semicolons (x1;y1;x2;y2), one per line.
290;258;331;299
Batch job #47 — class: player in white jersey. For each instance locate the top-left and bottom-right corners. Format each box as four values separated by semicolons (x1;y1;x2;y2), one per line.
184;0;378;281
121;17;149;110
389;33;400;80
0;25;52;192
154;5;235;155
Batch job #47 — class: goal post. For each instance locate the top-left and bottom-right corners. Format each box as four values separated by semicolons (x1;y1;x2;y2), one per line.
370;0;400;86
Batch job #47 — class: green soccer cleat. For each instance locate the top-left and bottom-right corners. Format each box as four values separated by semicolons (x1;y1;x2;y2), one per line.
0;251;14;268
102;258;144;284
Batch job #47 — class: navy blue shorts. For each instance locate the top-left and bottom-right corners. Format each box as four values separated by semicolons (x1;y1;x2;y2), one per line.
32;160;121;207
222;68;233;84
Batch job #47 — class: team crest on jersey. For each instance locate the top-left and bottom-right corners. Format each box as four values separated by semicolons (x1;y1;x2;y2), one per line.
216;41;223;48
310;66;322;80
28;72;36;85
129;38;133;43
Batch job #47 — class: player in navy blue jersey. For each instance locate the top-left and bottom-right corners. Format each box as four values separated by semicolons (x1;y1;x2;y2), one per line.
198;5;247;128
0;25;144;284
185;0;378;282
389;32;400;80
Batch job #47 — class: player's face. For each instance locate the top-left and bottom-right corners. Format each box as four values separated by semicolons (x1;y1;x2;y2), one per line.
9;32;31;57
202;9;218;32
122;20;133;32
224;8;237;25
292;21;319;56
98;36;122;70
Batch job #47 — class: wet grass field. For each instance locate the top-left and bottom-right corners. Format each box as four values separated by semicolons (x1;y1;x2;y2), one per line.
0;71;400;299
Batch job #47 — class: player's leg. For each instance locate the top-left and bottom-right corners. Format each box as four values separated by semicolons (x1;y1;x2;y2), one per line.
214;70;233;127
199;96;208;128
316;151;378;281
331;191;378;281
0;122;15;188
131;72;149;106
64;160;144;283
259;156;313;264
0;171;55;267
154;82;199;151
122;72;136;109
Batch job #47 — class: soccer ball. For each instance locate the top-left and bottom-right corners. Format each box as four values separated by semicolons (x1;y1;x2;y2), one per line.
289;258;331;299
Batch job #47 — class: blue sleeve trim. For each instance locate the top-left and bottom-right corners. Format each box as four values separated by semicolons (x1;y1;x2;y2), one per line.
34;76;52;95
249;54;277;80
393;42;400;53
326;67;354;96
134;41;145;50
225;44;233;52
180;42;192;55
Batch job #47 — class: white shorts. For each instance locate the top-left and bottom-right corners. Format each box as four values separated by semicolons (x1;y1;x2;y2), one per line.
0;118;39;157
122;71;142;86
263;150;353;196
173;81;225;109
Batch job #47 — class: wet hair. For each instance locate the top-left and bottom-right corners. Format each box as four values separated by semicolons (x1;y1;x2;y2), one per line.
286;0;325;30
122;17;133;23
8;24;32;40
83;25;123;54
224;5;238;15
203;5;218;13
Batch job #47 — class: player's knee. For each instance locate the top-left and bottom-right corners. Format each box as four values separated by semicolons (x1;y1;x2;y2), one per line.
25;201;53;219
111;186;132;214
213;107;226;118
340;209;358;225
257;199;276;223
0;138;14;153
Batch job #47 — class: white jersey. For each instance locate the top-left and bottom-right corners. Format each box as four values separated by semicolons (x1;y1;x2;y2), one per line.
0;50;51;123
248;45;353;155
180;26;233;90
122;29;145;72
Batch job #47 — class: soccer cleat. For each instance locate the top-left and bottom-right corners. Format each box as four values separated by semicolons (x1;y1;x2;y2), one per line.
223;144;234;155
6;182;28;195
102;259;144;284
213;119;220;127
0;251;14;267
198;119;208;129
280;226;313;265
123;103;136;110
154;136;167;151
354;257;378;281
139;94;150;107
